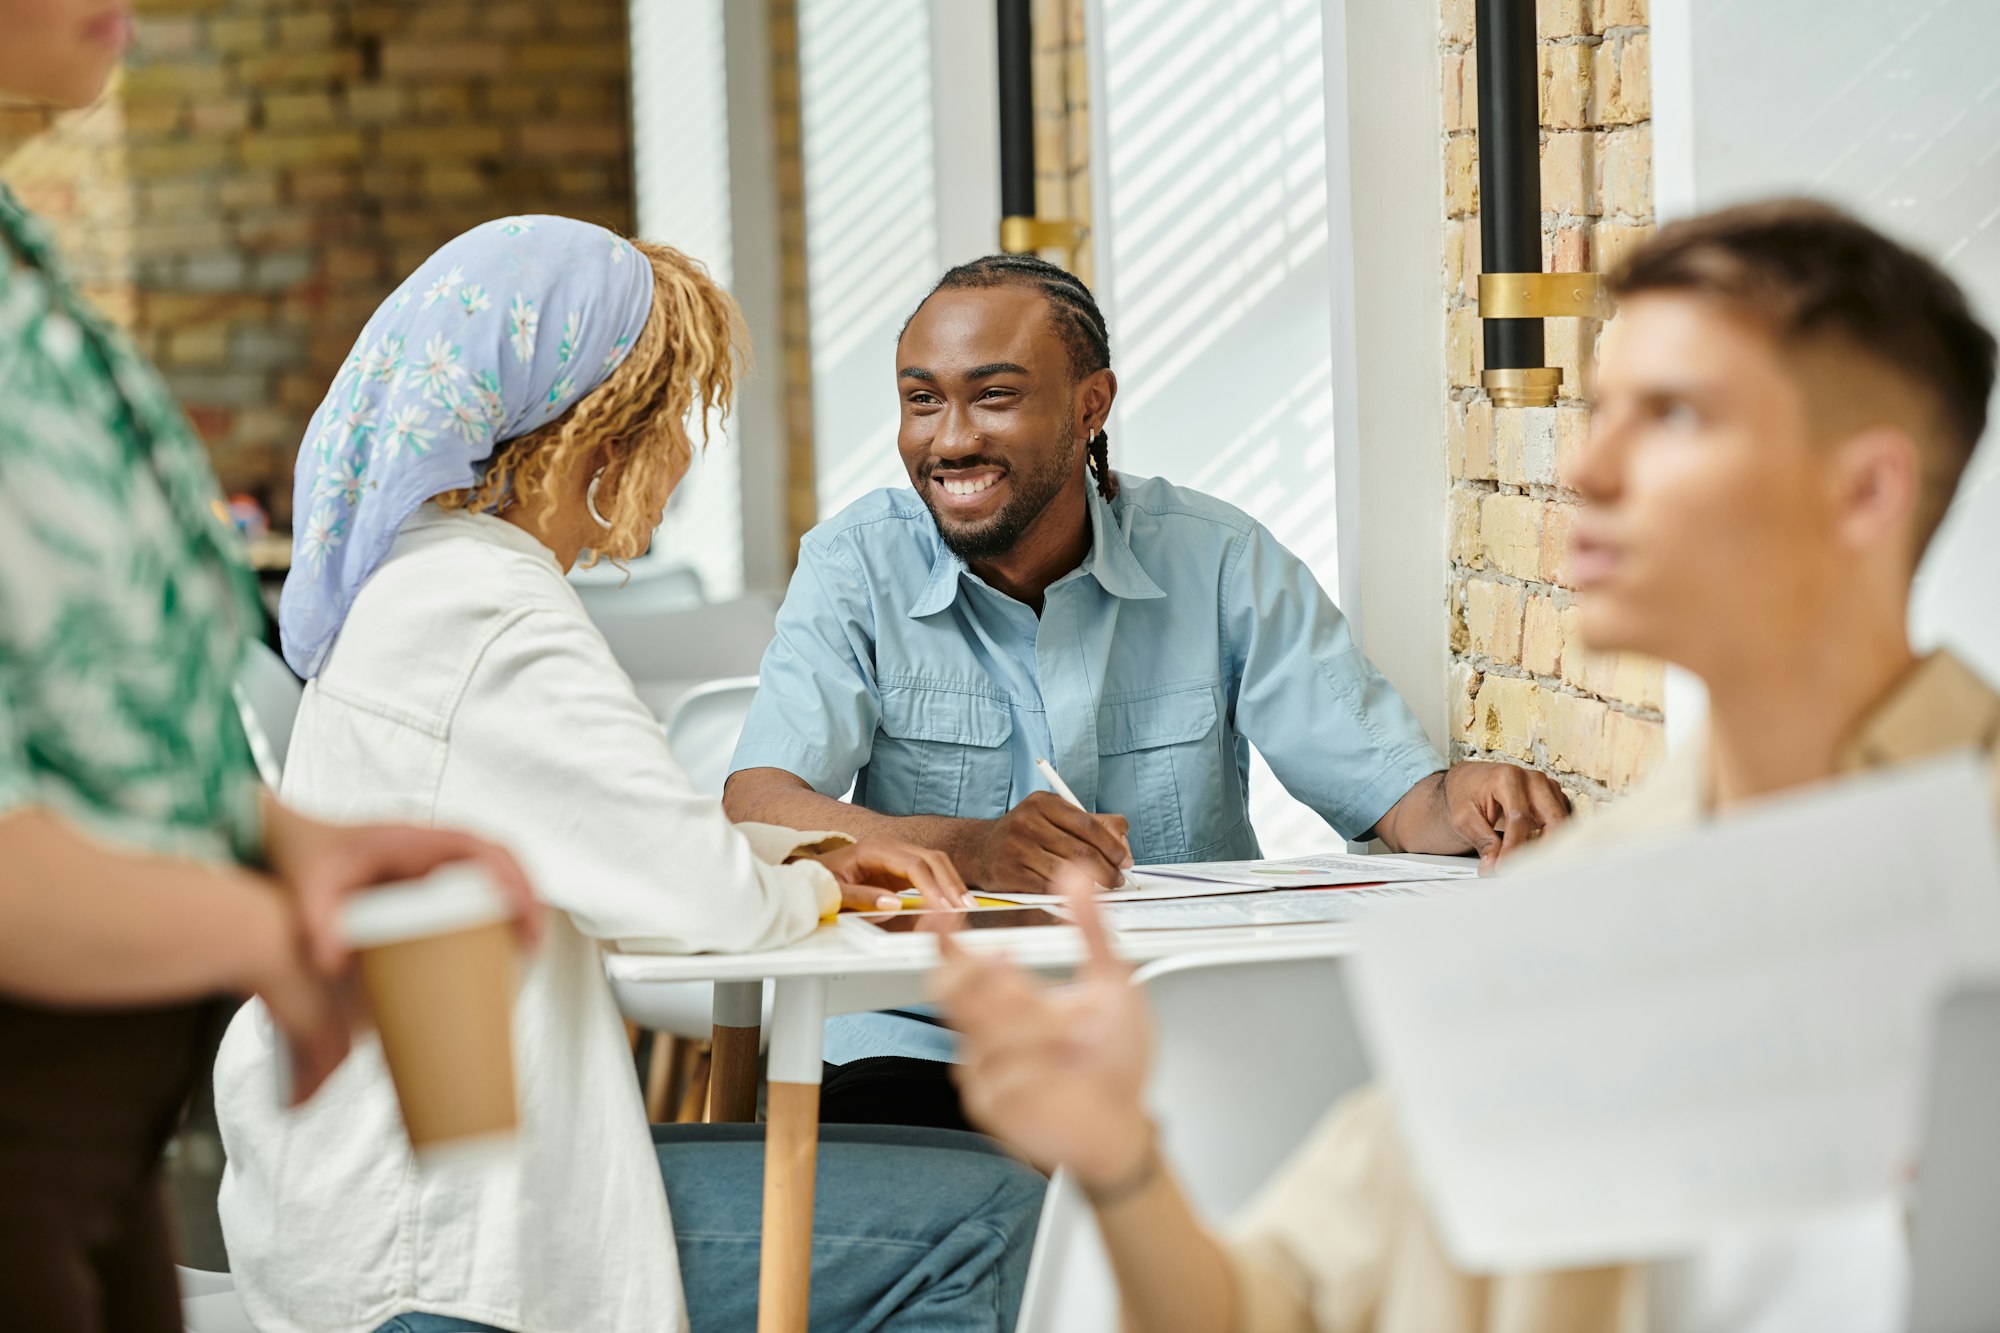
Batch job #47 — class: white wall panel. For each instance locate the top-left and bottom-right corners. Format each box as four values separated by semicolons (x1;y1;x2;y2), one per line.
1656;0;2000;690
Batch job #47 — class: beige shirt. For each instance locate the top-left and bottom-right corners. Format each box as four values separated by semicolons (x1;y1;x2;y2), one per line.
1225;652;2000;1333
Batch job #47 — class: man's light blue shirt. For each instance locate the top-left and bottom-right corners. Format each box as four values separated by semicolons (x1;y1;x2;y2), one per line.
731;473;1445;866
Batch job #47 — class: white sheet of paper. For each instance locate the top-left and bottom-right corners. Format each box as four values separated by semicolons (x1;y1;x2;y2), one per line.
1349;752;2000;1272
1103;881;1479;931
1138;851;1480;888
964;875;1277;906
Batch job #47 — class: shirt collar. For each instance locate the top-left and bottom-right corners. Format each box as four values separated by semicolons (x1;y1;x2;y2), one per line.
1834;650;2000;774
907;483;1166;619
1679;650;2000;812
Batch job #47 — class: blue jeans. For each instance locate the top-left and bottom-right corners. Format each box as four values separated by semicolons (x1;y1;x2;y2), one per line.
372;1123;1043;1333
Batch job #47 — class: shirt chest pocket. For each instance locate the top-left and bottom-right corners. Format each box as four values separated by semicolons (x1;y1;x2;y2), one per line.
1096;687;1230;862
865;686;1015;821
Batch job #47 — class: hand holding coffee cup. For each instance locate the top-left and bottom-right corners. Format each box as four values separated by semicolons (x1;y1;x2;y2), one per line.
337;863;526;1156
257;796;542;975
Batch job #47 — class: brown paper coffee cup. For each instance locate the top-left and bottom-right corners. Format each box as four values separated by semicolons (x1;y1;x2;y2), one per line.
343;865;519;1156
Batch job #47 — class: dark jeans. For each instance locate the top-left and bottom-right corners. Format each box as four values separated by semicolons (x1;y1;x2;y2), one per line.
373;1122;1044;1333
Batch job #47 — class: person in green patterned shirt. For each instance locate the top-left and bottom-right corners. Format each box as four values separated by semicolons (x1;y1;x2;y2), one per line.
0;7;539;1329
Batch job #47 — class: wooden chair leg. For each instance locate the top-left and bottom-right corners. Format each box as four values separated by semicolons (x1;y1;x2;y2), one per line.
677;1044;714;1124
708;1023;762;1124
676;1034;703;1101
644;1032;680;1122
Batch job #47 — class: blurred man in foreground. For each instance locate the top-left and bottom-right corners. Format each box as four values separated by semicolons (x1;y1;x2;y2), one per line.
934;199;2000;1333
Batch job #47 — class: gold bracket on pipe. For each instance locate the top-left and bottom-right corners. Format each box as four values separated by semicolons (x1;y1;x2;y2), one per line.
1000;216;1084;255
1477;271;1610;319
1482;367;1563;408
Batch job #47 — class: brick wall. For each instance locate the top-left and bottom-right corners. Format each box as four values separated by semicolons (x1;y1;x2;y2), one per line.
1;0;635;527
1;98;141;323
1441;0;1664;812
768;0;818;555
1030;0;1093;285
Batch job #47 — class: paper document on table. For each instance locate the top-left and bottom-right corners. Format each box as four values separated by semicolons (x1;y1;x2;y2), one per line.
1104;881;1478;931
967;875;1277;906
1139;851;1479;888
1349;752;2000;1272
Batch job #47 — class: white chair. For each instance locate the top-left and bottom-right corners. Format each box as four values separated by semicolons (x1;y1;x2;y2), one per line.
233;639;303;788
664;676;764;797
178;1266;253;1333
1138;947;1370;1216
568;557;705;619
1015;945;1368;1333
591;593;779;713
1014;1171;1116;1333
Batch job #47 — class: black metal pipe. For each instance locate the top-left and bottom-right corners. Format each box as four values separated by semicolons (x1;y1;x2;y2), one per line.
997;0;1036;219
1474;0;1544;372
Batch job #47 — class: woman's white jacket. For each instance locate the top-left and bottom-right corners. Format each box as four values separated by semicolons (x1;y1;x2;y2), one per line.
216;505;842;1333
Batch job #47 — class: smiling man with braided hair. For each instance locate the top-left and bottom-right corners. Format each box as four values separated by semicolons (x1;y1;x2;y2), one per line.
724;256;1566;1076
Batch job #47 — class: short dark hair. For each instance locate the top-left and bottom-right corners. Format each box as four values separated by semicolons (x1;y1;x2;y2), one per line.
902;253;1119;501
1609;198;1996;554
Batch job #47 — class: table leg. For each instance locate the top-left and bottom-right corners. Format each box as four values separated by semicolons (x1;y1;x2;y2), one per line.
709;980;764;1123
758;976;826;1333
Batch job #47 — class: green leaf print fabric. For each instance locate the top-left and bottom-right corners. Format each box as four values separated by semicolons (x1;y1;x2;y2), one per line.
0;182;262;863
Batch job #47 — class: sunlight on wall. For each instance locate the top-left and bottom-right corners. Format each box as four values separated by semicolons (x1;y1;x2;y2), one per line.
1095;0;1351;855
798;0;943;521
627;0;743;600
1672;0;2000;681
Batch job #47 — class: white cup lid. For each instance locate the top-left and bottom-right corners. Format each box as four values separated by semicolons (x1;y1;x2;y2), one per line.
342;862;513;949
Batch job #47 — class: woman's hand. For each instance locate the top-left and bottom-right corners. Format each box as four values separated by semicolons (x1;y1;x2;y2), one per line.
813;835;973;911
260;794;542;974
929;873;1155;1187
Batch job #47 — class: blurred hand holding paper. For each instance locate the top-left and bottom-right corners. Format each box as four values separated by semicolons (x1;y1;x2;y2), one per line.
1350;752;2000;1272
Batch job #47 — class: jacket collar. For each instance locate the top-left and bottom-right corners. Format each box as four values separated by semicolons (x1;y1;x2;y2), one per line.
397;502;563;572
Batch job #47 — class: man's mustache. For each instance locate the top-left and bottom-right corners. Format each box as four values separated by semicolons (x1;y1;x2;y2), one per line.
920;457;1010;480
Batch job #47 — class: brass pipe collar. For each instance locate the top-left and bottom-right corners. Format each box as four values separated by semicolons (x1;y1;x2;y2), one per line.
1000;216;1084;254
1477;271;1610;320
1482;366;1563;408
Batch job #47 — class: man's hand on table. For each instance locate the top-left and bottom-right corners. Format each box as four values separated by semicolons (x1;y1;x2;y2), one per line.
960;791;1133;894
929;876;1155;1188
1375;761;1572;871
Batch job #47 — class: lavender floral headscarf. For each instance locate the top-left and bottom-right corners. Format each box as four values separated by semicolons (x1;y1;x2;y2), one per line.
281;215;652;676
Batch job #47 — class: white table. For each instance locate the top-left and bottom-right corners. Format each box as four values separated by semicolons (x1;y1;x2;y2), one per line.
608;914;1371;1333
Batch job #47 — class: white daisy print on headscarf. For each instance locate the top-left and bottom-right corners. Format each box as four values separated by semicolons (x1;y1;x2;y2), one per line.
508;292;540;364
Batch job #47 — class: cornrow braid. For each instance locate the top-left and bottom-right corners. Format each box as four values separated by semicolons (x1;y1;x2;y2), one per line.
904;253;1120;502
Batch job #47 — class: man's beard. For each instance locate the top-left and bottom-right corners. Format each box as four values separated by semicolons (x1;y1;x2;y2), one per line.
920;419;1078;565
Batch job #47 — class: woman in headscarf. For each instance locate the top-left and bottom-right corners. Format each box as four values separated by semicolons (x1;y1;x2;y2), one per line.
0;7;535;1330
213;217;1043;1333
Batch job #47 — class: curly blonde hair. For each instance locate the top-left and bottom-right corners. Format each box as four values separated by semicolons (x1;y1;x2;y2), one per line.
434;239;745;566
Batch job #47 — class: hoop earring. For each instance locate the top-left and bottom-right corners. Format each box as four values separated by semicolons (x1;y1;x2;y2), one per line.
586;468;611;529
